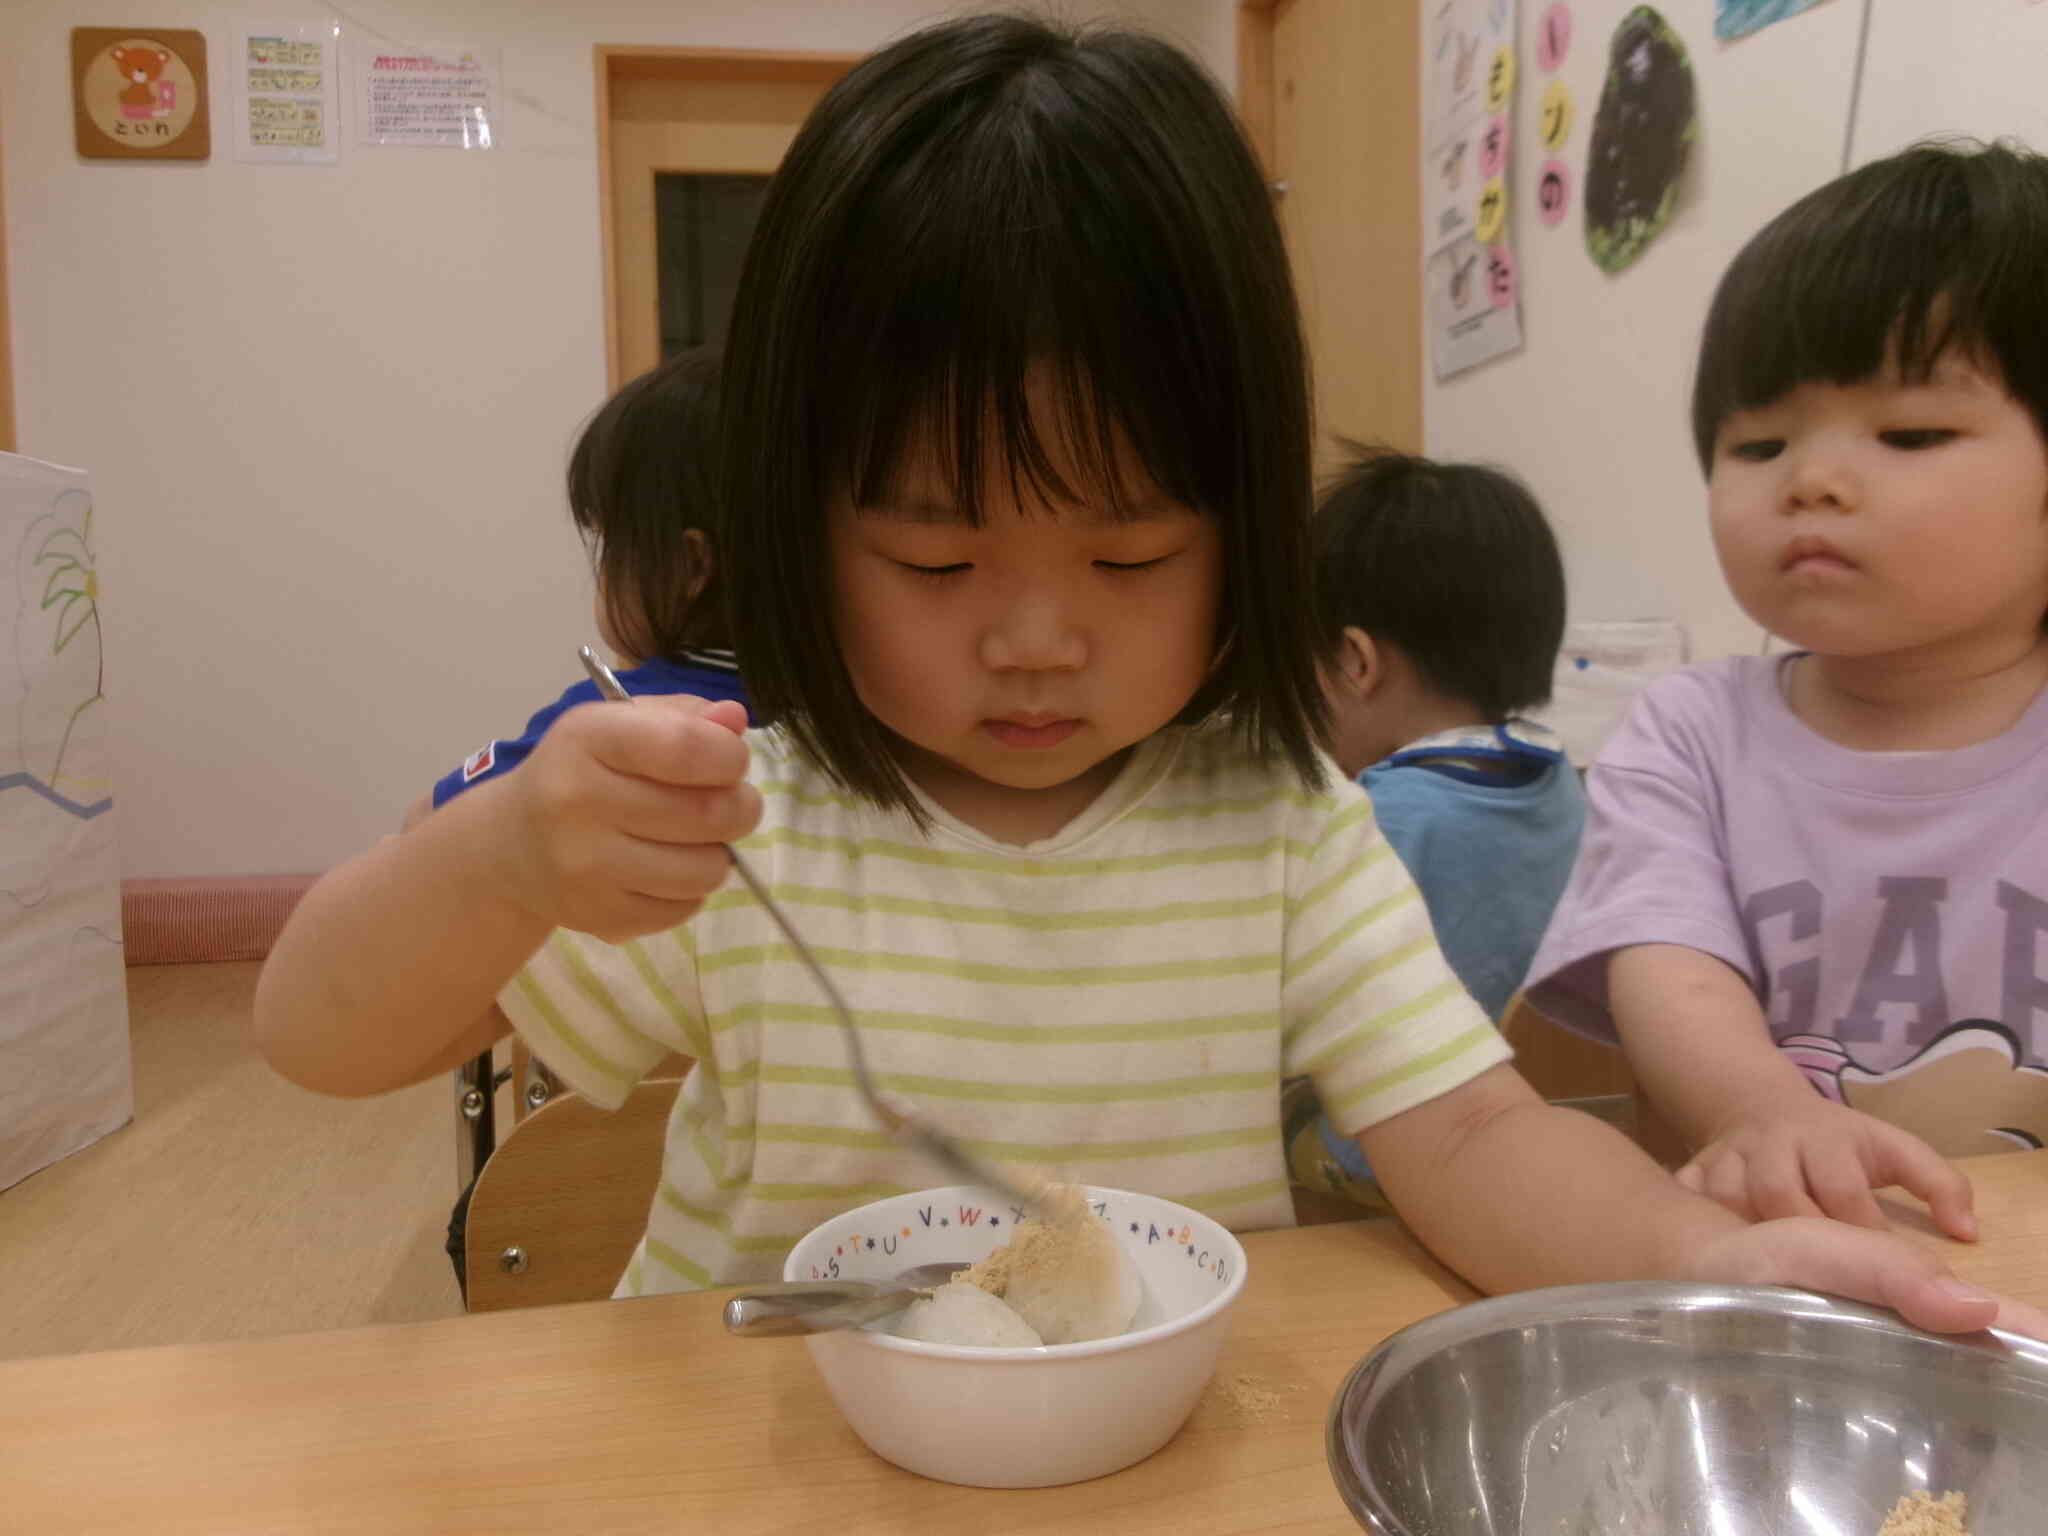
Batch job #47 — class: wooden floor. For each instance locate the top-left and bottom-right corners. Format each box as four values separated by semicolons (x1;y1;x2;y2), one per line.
0;962;466;1363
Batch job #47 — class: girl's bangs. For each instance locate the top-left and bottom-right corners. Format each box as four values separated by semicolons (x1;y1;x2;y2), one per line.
820;93;1225;523
1695;143;2048;462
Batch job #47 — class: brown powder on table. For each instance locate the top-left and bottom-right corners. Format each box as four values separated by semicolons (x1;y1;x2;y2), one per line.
1877;1491;1969;1536
1217;1373;1284;1422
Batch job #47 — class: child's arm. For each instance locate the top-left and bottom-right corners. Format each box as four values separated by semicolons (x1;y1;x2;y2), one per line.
1610;943;1977;1240
254;696;755;1097
1359;1062;2041;1338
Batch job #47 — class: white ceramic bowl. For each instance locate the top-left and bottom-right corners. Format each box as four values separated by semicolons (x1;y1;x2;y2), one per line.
783;1183;1247;1487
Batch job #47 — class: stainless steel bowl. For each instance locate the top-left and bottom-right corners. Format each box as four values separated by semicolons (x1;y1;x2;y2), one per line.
1328;1283;2048;1534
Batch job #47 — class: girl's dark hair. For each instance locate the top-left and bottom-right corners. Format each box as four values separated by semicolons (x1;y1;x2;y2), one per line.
568;344;725;660
1692;138;2048;470
1313;449;1565;721
720;12;1324;812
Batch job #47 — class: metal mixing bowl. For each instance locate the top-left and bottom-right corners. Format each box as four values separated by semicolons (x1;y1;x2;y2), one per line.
1328;1282;2048;1534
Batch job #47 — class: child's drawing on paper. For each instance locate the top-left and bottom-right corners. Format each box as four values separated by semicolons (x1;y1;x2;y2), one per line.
11;486;108;805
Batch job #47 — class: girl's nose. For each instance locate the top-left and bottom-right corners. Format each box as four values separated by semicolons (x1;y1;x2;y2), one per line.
1783;441;1857;512
981;591;1086;672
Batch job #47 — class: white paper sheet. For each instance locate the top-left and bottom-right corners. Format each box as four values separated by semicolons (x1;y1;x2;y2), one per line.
234;23;341;165
1;452;132;1191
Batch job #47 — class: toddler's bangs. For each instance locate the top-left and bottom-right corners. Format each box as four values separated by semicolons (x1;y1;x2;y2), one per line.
1692;141;2048;467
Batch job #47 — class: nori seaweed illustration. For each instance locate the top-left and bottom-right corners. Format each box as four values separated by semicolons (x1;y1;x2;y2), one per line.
1584;7;1697;275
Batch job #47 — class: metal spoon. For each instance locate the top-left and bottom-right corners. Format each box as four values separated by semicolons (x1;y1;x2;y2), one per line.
723;1262;969;1337
576;646;1043;1214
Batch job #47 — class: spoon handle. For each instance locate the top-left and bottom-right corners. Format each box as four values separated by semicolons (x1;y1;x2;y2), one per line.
723;1280;907;1337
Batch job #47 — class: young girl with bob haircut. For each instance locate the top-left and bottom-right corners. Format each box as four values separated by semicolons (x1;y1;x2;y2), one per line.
256;18;2037;1337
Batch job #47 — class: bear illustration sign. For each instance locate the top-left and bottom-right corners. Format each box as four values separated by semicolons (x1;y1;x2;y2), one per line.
71;28;211;161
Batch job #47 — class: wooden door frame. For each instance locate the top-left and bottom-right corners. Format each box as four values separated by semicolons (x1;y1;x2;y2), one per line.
1236;0;1281;176
592;46;858;391
1;101;16;453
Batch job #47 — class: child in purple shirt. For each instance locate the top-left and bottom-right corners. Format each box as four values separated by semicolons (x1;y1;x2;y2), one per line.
1526;140;2048;1240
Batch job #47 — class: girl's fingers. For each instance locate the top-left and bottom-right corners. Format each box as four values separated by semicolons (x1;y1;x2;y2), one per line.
578;697;753;788
1868;1129;1979;1242
699;698;749;736
604;778;763;848
1800;1139;1890;1232
1746;1141;1825;1224
582;833;738;906
1700;1150;1762;1220
1705;1218;2006;1337
1993;1295;2048;1342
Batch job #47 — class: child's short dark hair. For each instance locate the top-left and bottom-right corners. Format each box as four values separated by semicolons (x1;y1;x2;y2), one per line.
719;13;1325;811
568;344;725;660
1313;450;1565;722
1692;138;2048;470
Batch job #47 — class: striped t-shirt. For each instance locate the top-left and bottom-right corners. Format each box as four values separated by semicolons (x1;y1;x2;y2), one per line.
499;723;1510;1295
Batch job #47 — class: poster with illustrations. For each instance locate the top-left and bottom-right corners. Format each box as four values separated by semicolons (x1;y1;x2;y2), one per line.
0;453;131;1192
234;23;340;164
1425;0;1524;378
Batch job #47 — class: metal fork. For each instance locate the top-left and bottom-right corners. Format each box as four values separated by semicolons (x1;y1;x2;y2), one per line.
577;646;1041;1213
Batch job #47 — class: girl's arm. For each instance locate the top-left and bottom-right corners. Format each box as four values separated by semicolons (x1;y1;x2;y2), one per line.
1611;943;1976;1239
254;695;756;1098
1358;1063;2038;1337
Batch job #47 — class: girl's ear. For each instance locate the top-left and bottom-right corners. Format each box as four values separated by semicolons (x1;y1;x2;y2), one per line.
1334;625;1382;696
681;528;713;603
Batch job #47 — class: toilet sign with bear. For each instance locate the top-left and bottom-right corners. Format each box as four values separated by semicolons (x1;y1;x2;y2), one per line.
71;28;211;161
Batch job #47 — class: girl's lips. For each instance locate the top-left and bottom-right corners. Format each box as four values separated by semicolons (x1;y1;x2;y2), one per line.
983;717;1082;749
1780;537;1854;574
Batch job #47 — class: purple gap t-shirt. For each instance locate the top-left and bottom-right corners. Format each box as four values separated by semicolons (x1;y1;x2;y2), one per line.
1525;655;2048;1157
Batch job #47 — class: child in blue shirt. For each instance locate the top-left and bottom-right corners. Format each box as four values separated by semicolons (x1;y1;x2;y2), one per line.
421;344;751;819
1289;450;1585;1201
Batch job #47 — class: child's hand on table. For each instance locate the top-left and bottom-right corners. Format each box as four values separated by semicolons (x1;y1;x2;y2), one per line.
492;694;758;942
1677;1100;1978;1242
1685;1213;2048;1342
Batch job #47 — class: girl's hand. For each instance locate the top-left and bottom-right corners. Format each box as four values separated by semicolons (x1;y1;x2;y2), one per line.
1686;1215;2048;1342
493;694;759;942
1677;1101;1978;1242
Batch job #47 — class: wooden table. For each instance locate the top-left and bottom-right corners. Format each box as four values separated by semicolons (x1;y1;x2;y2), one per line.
6;1151;2045;1535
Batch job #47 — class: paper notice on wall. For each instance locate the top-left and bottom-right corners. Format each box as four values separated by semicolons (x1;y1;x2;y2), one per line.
0;452;132;1192
234;24;339;164
1423;0;1517;256
1429;233;1523;379
1426;0;1523;379
354;42;498;148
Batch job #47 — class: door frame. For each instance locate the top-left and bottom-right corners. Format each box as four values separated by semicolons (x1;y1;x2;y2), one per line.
1236;0;1280;176
592;46;857;391
1;102;15;453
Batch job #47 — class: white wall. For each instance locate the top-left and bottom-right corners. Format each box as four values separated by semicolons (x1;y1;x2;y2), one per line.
1424;0;2048;665
1;0;1233;880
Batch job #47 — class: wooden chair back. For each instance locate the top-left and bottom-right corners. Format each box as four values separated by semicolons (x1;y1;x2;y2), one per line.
463;1078;681;1312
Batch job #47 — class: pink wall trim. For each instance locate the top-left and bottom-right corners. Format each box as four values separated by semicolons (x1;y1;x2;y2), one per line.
120;875;317;966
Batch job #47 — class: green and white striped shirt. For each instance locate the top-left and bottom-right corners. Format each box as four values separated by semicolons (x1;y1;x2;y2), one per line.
501;724;1509;1295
